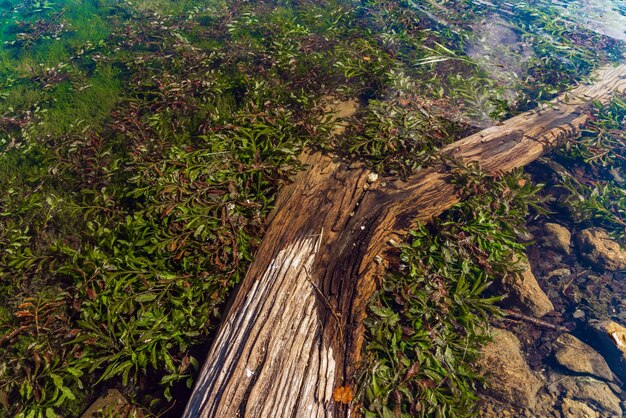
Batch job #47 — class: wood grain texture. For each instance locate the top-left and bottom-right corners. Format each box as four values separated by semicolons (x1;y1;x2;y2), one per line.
184;64;626;418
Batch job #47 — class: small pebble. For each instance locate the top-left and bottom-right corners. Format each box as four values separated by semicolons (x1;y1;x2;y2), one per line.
366;172;379;183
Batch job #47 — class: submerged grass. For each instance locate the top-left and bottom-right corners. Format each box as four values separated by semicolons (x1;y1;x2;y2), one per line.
553;94;626;245
0;0;622;416
360;166;544;417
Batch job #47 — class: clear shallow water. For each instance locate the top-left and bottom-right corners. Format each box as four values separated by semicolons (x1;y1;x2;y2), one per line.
556;0;626;41
0;1;624;417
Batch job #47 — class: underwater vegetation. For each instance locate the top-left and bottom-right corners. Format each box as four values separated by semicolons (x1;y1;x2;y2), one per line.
358;92;626;417
0;0;623;416
556;96;626;246
360;167;544;418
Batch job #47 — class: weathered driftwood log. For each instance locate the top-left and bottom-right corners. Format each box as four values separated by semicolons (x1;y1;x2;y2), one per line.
183;65;626;418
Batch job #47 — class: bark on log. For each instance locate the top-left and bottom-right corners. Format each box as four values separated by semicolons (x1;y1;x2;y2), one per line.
183;64;626;418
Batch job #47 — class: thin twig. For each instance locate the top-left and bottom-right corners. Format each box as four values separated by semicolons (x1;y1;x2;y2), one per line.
503;309;570;332
303;264;345;349
0;325;30;347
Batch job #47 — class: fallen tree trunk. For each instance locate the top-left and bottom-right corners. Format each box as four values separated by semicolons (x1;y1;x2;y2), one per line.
183;64;626;418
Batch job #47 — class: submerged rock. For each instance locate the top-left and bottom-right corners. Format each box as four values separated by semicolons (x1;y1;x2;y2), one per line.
81;389;143;418
550;376;622;417
576;228;626;271
516;229;535;243
542;223;572;255
479;329;542;409
545;267;571;280
324;97;359;136
553;334;613;381
561;397;599;418
588;320;626;382
502;258;554;317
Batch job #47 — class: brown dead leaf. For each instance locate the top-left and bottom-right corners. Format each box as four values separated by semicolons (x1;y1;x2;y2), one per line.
403;362;420;381
86;288;97;301
332;385;353;404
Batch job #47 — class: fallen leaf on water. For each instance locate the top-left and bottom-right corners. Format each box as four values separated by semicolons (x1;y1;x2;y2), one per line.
332;385;353;404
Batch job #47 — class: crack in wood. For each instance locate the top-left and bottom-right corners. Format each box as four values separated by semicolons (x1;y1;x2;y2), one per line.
185;64;626;418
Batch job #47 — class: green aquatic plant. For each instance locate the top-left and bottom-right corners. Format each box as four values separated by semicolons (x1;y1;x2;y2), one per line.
551;95;626;245
0;288;86;418
510;2;622;109
567;97;626;167
4;10;66;49
335;98;458;176
0;0;621;416
1;3;333;415
360;166;543;417
404;0;624;112
563;178;626;243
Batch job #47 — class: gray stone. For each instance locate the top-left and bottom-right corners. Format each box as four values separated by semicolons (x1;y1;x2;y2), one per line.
543;223;572;254
479;329;542;409
553;334;613;381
